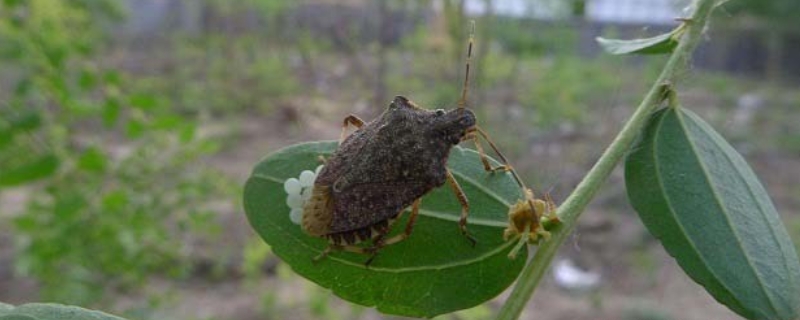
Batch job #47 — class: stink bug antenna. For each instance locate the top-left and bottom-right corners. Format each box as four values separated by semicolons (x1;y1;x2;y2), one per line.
458;20;475;110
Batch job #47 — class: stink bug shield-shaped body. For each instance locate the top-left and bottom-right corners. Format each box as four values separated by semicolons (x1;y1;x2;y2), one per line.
302;23;491;262
300;22;539;263
302;97;477;256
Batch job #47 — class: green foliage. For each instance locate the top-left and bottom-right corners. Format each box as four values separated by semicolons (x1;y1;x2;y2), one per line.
243;141;526;318
492;19;579;57
0;153;59;187
517;56;622;128
479;50;518;87
0;302;127;320
387;71;459;111
241;236;272;280
596;24;684;55
208;0;292;23
0;0;230;304
722;0;800;25
625;105;800;320
134;34;301;116
384;44;460;110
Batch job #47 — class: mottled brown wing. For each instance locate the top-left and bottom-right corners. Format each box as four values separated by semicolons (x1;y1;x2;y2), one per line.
323;122;449;193
314;118;380;186
327;181;430;233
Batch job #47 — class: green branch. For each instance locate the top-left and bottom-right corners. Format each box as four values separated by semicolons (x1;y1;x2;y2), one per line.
496;1;720;319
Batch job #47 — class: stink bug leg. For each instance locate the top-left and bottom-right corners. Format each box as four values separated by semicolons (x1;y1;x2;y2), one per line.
364;198;422;266
464;128;511;173
461;113;562;254
314;198;421;266
377;198;421;247
339;114;365;144
446;169;477;246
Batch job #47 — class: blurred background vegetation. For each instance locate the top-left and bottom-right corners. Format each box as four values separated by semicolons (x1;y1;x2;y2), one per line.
0;0;798;319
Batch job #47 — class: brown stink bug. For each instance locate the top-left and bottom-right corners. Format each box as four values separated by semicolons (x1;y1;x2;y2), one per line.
301;23;555;264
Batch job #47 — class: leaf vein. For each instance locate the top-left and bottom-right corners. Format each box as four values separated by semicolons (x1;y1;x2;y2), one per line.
676;109;773;314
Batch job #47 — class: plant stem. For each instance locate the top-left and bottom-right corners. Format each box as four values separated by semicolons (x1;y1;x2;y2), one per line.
496;1;719;319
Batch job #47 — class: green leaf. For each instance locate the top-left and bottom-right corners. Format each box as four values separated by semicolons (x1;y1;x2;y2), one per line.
0;130;12;149
7;111;42;132
102;70;121;86
78;68;97;91
625;106;800;320
244;141;526;318
0;154;60;187
596;26;683;55
0;103;42;150
78;147;107;173
102;98;121;127
178;123;196;143
128;93;157;110
152;114;182;130
102;190;129;211
2;0;25;8
0;303;127;320
125;120;144;139
14;79;31;96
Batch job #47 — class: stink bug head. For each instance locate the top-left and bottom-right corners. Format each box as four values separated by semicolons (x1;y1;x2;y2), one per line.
385;95;476;146
432;108;476;145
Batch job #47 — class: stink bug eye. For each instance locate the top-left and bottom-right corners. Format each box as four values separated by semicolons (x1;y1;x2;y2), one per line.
458;112;476;128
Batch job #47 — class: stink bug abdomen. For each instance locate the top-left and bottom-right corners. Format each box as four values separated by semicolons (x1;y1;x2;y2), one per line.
301;185;334;237
328;181;427;235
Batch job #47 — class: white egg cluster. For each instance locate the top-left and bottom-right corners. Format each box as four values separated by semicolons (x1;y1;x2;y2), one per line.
283;165;324;225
